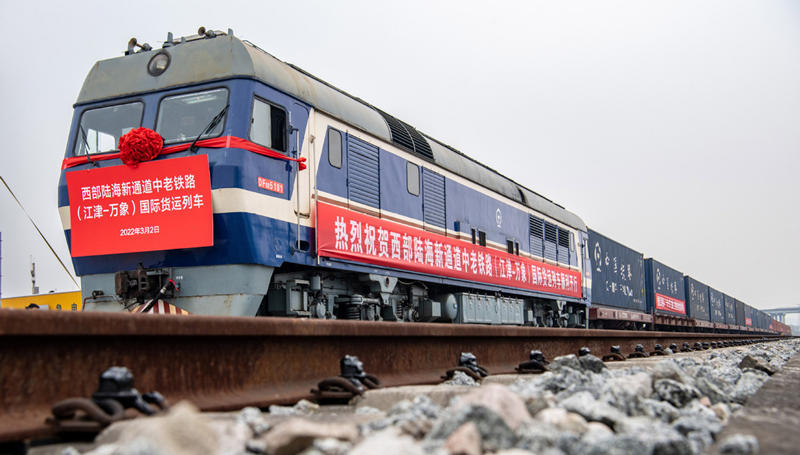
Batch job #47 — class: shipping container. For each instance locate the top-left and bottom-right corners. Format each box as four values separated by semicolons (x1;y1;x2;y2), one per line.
708;287;725;323
684;276;710;321
744;304;754;327
759;311;769;330
734;299;745;327
588;229;646;312
723;294;736;325
644;258;686;317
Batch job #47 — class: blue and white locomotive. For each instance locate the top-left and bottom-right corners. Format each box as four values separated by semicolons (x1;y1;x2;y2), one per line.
58;28;592;325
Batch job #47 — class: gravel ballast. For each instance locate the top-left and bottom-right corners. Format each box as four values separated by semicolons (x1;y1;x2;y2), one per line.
56;339;800;455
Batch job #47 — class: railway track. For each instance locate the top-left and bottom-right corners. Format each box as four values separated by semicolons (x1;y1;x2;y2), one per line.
0;310;781;443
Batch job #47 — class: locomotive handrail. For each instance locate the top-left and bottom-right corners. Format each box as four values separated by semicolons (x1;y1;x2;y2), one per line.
61;135;307;171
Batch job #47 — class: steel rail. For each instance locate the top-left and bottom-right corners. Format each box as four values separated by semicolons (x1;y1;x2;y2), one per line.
0;310;781;442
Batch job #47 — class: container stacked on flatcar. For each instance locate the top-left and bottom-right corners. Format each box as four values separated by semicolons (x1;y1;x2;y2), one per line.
744;304;754;330
708;286;725;328
684;276;712;329
587;229;649;329
757;310;769;331
771;319;792;336
644;258;690;329
734;299;746;328
723;294;736;326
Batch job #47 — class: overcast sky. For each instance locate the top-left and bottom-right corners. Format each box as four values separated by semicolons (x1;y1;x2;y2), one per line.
0;1;798;321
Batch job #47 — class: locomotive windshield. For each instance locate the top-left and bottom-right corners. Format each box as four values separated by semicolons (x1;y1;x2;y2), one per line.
156;88;228;144
74;102;143;155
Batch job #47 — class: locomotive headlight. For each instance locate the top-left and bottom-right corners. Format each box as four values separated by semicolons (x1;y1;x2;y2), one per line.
147;51;171;76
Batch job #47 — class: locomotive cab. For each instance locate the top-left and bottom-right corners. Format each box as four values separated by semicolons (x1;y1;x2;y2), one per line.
59;31;313;315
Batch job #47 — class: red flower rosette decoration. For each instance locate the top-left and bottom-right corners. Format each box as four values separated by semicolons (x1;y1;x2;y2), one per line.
119;127;164;166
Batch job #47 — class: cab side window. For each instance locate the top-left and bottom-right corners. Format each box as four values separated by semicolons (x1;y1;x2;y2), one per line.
327;128;342;168
250;98;286;151
407;162;420;196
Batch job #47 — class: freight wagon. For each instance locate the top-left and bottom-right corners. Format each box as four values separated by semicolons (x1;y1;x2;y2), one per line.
587;229;649;329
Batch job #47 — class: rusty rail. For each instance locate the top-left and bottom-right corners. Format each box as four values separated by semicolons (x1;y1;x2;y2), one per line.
0;310;780;442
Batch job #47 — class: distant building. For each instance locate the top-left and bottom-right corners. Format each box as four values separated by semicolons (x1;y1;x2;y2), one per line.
1;290;82;311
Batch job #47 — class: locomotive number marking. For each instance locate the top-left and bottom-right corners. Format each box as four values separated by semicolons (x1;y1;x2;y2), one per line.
258;176;284;194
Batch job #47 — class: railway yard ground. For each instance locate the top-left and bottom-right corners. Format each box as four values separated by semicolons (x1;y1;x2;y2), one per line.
1;311;798;455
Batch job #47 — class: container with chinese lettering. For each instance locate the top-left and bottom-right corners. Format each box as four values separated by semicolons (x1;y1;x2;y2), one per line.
588;229;646;312
644;258;687;317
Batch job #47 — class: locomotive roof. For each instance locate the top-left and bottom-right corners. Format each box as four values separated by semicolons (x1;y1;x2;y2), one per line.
77;32;586;231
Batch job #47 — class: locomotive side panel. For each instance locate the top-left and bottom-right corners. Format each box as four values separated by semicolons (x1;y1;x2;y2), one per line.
378;149;424;226
313;111;586;302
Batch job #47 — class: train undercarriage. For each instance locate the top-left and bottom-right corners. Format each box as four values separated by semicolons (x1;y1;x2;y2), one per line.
261;268;587;328
86;263;586;327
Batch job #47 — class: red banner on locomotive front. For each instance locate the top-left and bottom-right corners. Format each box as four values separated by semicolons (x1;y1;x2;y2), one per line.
66;155;213;257
316;201;582;299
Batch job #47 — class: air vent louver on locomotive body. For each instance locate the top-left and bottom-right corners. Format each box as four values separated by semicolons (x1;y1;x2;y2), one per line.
377;110;434;160
407;126;433;158
529;216;544;258
544;222;558;262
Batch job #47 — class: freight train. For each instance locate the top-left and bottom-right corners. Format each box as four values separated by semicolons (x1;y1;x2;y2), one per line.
586;230;789;335
57;28;789;335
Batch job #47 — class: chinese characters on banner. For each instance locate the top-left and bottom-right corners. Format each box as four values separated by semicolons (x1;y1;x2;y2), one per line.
655;293;686;315
317;202;582;299
66;155;213;257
